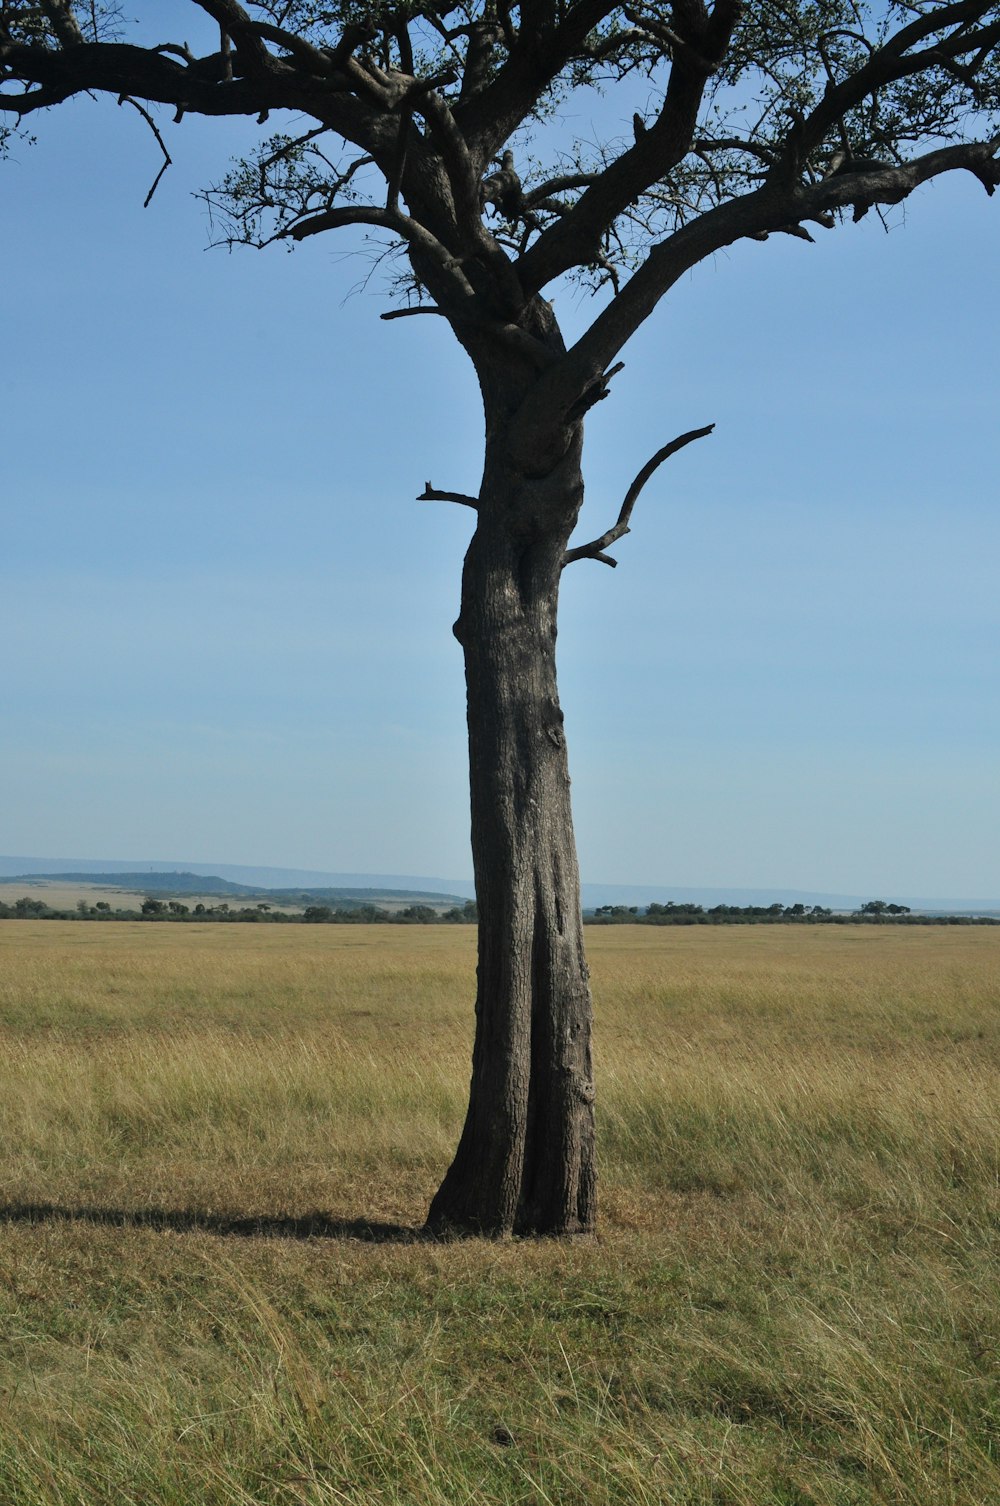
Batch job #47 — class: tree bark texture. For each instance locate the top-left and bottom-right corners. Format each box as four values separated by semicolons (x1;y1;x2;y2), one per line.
426;350;596;1238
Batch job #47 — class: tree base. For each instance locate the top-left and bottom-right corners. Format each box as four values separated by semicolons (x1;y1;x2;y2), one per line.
422;1211;597;1242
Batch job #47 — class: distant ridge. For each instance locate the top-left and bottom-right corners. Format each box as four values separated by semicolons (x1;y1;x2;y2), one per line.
1;857;996;915
12;871;260;897
3;870;470;908
0;855;478;898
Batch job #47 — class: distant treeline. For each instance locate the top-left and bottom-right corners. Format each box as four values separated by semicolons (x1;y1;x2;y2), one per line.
588;901;999;925
3;895;998;925
0;897;479;924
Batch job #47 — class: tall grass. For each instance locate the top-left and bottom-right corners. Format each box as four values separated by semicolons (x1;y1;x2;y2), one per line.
0;922;997;1503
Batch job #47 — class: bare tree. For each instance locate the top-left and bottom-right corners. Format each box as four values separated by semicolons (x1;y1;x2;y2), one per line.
3;0;998;1237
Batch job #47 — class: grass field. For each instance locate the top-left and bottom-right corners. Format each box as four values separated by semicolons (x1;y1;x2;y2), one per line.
0;881;150;912
0;922;996;1505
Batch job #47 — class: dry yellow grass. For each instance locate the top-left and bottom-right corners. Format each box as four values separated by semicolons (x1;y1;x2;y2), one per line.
0;879;149;910
0;921;997;1504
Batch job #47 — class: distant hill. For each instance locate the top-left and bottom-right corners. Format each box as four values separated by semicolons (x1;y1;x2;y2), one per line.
12;871;258;897
262;887;470;906
0;855;479;899
5;870;470;909
2;856;996;915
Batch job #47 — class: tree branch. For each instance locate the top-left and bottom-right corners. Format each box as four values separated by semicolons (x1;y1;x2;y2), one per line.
0;40;310;121
565;359;625;421
793;2;1000;168
249;21;335;75
415;91;524;318
622;5;714;73
380;306;446;322
693;137;777;166
119;95;173;207
0;20;401;165
190;0;273;74
804;136;1000;221
520;123;1000;453
283;203;477;302
563;424;714;568
523;172;600;208
4;0;998;449
514;0;743;296
418;483;478;509
453;0;617;161
38;1;84;48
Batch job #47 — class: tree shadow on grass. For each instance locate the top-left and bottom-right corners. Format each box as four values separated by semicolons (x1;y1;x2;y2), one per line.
0;1202;432;1243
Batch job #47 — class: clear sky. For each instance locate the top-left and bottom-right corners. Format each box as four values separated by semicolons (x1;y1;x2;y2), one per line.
3;37;999;900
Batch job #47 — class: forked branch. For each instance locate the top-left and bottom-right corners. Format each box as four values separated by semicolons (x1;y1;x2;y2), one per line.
119;96;172;207
563;424;714;568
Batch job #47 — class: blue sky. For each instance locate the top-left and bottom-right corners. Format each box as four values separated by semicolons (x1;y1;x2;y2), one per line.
3;53;999;899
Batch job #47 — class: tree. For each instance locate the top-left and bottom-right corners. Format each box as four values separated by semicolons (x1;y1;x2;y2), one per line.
4;1;998;1237
13;896;47;917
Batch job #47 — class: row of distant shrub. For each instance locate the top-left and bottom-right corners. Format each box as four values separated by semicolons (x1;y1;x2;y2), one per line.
0;896;479;924
2;895;996;925
589;900;998;925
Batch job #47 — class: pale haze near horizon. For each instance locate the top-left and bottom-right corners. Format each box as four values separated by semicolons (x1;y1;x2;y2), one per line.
3;46;998;899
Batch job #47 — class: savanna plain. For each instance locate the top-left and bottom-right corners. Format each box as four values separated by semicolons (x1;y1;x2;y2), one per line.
0;922;996;1506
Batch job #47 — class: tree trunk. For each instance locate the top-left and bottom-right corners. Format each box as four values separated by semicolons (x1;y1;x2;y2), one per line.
426;355;596;1238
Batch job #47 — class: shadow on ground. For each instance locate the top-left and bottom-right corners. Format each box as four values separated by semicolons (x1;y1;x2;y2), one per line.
0;1202;429;1243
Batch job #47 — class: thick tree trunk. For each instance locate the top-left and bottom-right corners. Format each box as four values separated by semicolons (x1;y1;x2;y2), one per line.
426;358;596;1238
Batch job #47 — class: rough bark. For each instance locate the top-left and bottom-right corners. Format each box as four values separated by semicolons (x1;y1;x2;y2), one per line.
426;348;596;1239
